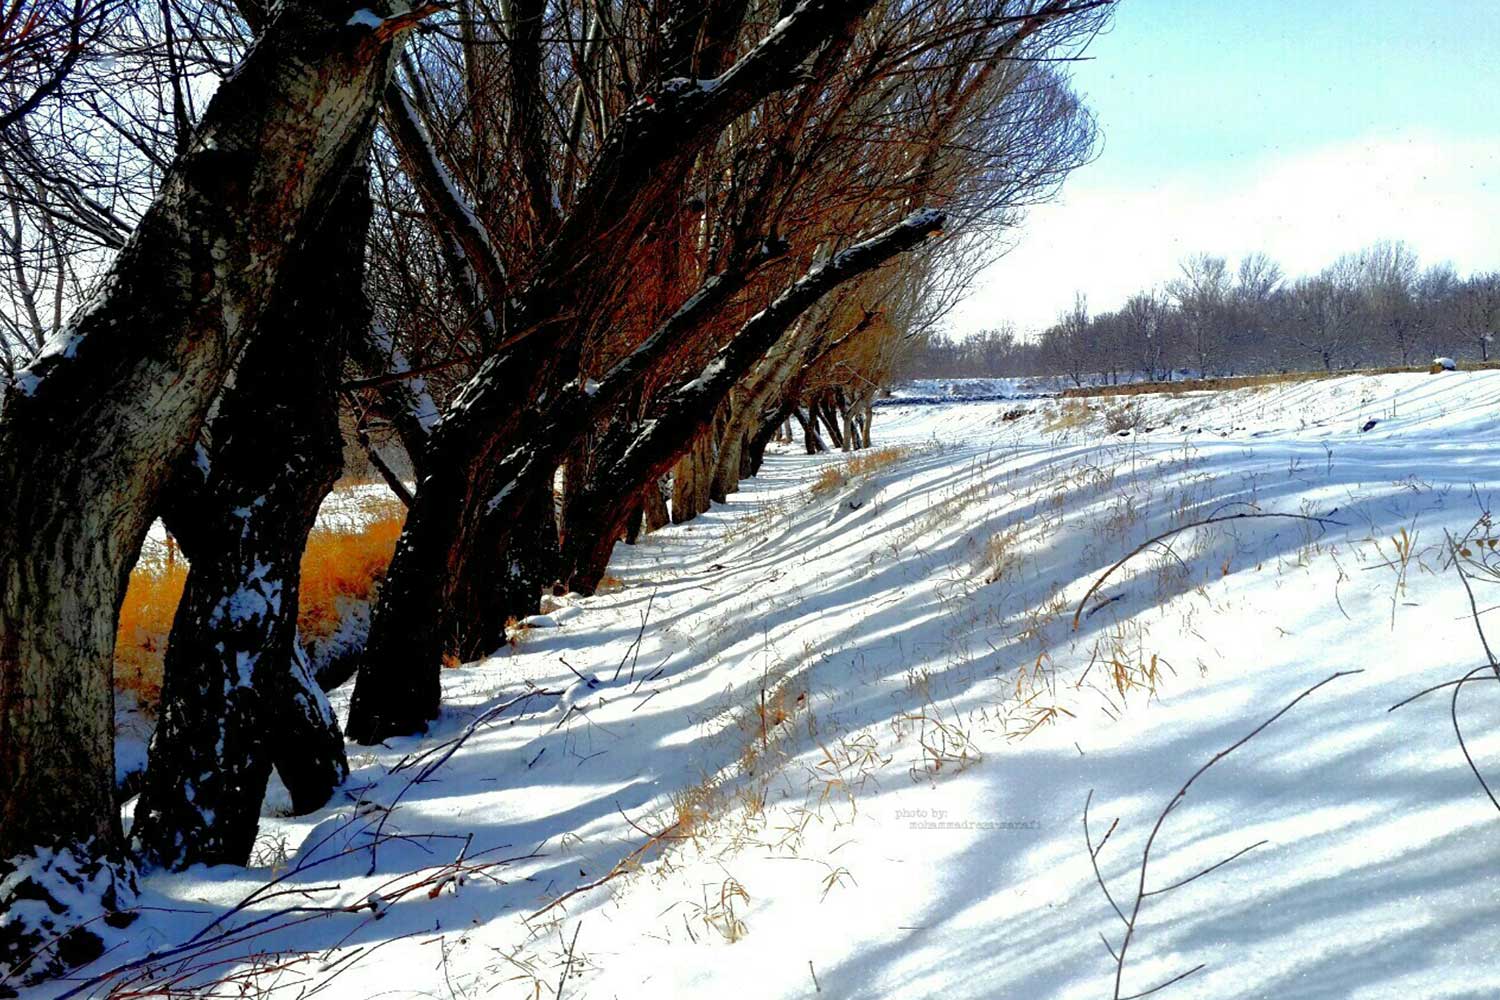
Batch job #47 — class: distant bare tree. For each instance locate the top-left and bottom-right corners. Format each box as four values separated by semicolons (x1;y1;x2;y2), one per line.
1169;253;1230;376
1455;274;1500;362
1359;240;1421;365
1122;290;1164;380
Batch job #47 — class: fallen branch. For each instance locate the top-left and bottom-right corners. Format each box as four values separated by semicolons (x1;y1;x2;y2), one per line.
1087;669;1360;998
1072;511;1343;630
1389;543;1500;812
528;819;683;921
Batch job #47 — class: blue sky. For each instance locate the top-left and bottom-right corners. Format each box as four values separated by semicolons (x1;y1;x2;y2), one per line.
949;0;1500;335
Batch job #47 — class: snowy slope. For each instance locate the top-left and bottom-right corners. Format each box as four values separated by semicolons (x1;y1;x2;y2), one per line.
56;371;1500;999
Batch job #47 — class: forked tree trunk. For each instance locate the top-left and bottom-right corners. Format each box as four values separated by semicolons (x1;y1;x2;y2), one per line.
0;2;400;866
841;393;859;450
817;395;845;449
132;165;371;870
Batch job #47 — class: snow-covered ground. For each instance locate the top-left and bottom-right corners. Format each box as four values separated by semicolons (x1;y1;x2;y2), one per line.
59;371;1500;998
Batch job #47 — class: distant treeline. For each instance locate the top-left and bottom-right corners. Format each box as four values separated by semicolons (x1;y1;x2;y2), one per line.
905;243;1500;382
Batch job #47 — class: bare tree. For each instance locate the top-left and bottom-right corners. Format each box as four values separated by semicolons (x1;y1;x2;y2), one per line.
1455;273;1500;362
0;1;417;959
1168;253;1230;376
1360;239;1421;365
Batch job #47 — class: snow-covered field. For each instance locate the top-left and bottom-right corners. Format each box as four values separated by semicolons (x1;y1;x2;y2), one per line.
68;371;1500;998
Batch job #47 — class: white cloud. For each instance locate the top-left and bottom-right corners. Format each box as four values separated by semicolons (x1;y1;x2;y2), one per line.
948;132;1500;337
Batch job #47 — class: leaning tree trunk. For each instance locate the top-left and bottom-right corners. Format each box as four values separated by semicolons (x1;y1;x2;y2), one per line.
131;164;372;871
711;390;749;501
0;1;400;864
703;405;730;506
346;0;883;745
706;313;820;495
561;211;945;593
346;258;762;742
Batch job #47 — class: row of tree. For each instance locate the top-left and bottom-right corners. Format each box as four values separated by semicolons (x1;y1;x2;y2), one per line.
907;245;1500;381
0;0;1112;980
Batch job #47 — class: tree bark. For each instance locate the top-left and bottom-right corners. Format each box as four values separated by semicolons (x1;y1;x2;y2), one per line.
448;484;558;659
643;477;670;533
711;394;747;501
132;163;370;871
670;449;697;524
0;0;402;865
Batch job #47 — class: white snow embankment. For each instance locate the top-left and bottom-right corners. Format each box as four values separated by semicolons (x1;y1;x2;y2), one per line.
64;369;1500;999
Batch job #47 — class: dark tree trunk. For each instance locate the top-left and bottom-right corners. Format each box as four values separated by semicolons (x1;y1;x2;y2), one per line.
448;485;558;659
344;440;475;740
623;501;645;545
348;264;758;741
272;644;351;814
745;402;791;476
817;395;845;449
0;2;399;867
132;163;372;871
794;407;825;453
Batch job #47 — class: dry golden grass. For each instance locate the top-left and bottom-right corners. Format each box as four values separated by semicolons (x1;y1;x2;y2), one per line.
981;526;1023;584
808;445;909;496
114;495;406;707
297;495;406;642
1040;399;1139;435
1042;399;1095;432
115;538;188;706
689;876;751;942
669;781;718;845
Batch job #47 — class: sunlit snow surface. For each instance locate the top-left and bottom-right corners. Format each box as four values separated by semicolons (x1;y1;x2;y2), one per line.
71;371;1500;999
